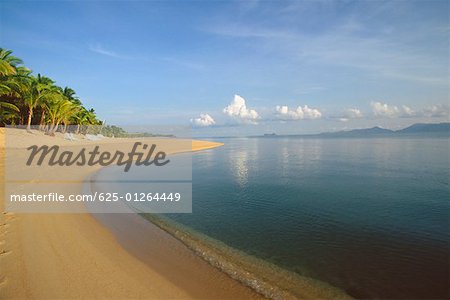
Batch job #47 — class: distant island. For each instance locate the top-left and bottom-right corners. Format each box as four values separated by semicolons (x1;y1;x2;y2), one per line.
260;123;450;138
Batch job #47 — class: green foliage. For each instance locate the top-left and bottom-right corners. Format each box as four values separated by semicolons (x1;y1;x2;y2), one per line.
100;125;128;137
0;48;103;130
97;126;175;138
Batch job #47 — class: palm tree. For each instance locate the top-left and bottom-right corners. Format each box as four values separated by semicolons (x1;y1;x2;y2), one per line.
0;48;23;76
63;87;82;105
0;101;20;125
73;107;90;134
0;48;24;124
45;95;78;135
0;48;103;132
20;74;55;131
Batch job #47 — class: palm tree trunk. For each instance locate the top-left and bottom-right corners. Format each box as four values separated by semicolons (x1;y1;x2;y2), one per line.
26;107;33;132
47;119;56;135
52;122;59;134
47;123;54;134
39;110;45;131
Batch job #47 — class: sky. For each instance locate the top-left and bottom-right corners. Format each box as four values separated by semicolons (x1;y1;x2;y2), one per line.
1;0;449;136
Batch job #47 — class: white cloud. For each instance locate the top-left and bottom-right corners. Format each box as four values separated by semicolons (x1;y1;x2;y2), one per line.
371;101;399;117
89;44;131;59
423;105;449;118
190;114;216;127
206;4;448;86
400;105;415;117
223;95;259;123
339;108;363;122
197;3;448;130
371;102;450;119
346;108;363;118
371;101;415;118
275;105;322;120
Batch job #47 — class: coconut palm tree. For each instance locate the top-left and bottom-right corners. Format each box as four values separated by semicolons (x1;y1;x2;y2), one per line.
62;87;82;105
0;101;20;125
0;48;103;132
45;92;80;135
19;74;56;131
0;48;22;76
0;48;23;124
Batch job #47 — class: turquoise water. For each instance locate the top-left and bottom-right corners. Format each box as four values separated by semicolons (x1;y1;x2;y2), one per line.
164;137;449;299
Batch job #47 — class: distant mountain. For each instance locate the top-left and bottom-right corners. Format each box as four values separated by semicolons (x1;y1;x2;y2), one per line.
319;126;394;137
257;123;450;138
316;123;449;137
396;123;450;134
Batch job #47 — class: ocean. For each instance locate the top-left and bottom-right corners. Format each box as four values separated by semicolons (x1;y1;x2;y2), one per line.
164;137;449;299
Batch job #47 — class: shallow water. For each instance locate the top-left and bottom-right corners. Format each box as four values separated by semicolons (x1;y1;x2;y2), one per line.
166;137;449;299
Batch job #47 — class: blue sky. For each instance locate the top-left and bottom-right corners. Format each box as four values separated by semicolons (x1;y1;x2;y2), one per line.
1;0;448;135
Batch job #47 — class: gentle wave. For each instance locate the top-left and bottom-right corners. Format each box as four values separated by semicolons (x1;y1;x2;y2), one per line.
141;213;353;300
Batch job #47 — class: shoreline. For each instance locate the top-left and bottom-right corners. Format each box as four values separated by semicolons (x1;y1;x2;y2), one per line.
89;212;264;299
0;128;261;299
138;214;352;300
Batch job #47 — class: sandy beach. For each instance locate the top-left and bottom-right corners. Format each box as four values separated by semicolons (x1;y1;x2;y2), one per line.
0;128;263;299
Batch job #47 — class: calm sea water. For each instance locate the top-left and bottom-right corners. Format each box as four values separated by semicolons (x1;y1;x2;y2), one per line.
165;137;449;299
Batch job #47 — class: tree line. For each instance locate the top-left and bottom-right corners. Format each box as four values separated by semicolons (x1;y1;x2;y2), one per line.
0;48;102;134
